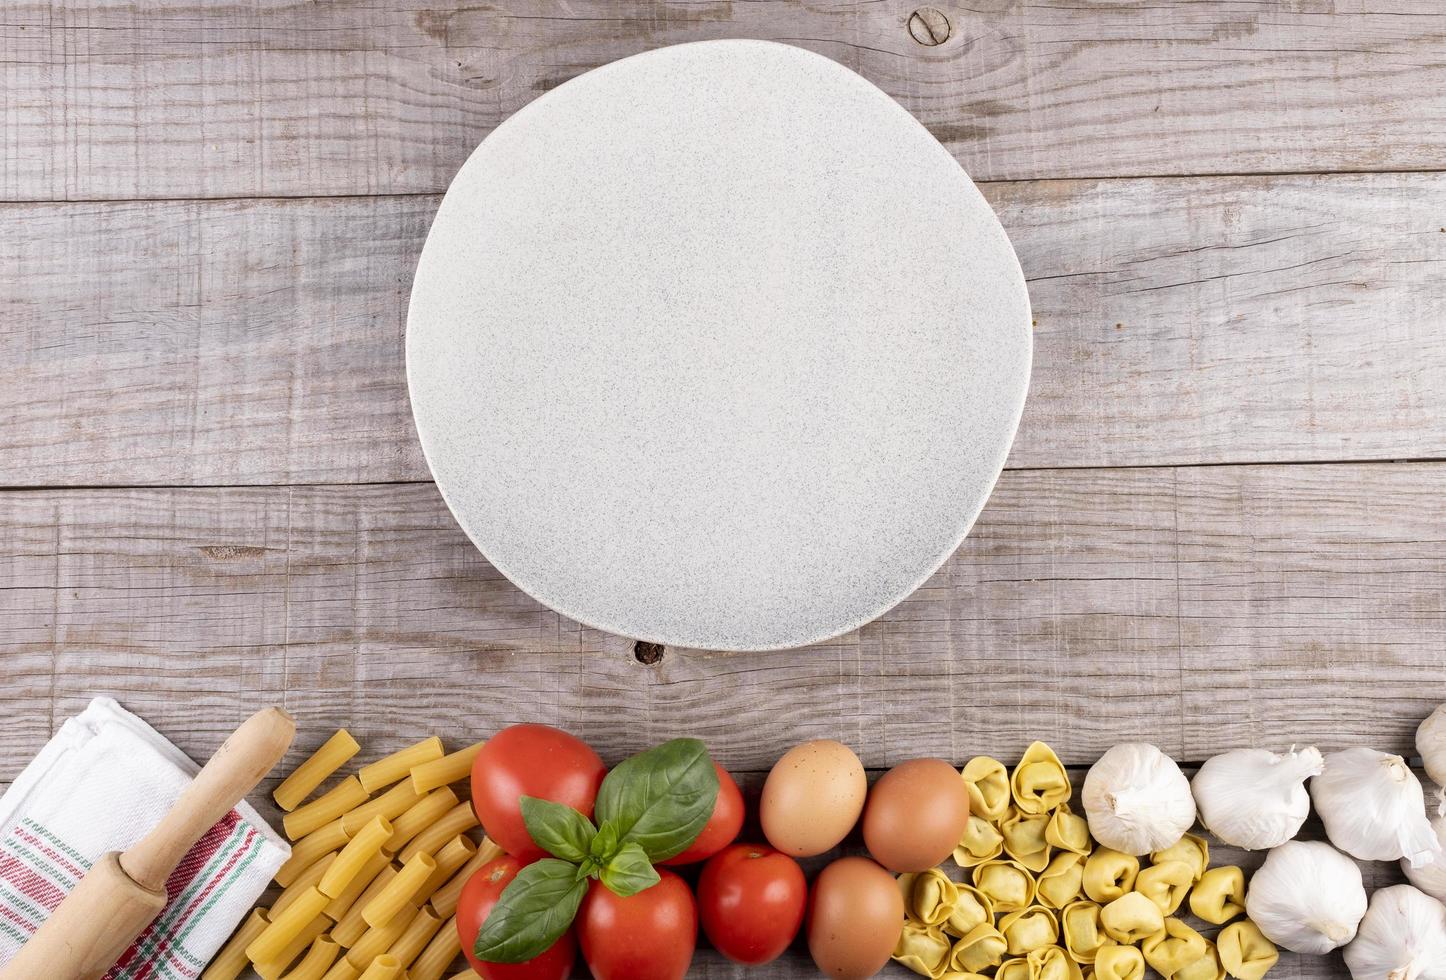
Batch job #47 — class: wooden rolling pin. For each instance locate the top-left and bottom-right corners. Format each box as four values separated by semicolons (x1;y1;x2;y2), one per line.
1;707;295;980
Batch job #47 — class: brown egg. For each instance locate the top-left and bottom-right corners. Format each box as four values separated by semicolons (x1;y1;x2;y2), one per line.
862;757;971;872
761;740;867;857
807;856;905;979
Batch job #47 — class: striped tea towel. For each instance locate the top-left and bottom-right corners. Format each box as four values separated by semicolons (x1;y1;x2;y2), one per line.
0;698;290;979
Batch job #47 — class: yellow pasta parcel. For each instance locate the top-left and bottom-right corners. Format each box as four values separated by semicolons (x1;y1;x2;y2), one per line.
998;907;1058;956
1045;803;1091;856
411;740;484;795
959;757;1011;822
1082;848;1138;904
278;936;340;980
995;957;1032;980
1099;891;1164;945
972;859;1036;914
1060;900;1113;965
944;885;994;938
1151;832;1209;882
1190;865;1246;925
899;868;958;927
246;886;329;964
1010;742;1070;815
359;737;445;794
201;908;270;980
952;815;1005;868
275;729;361;812
397;800;478;863
1175;943;1226;980
1036;851;1085;910
949;923;1007;974
1092;945;1146;980
321;815;395;899
893;920;953;979
999;809;1052;873
285;777;369;841
1027;945;1084;980
1134;859;1193;915
1216;921;1279;980
1141;918;1209;978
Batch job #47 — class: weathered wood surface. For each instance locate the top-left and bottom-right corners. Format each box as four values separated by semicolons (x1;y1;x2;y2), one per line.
6;1;1446;200
6;172;1446;486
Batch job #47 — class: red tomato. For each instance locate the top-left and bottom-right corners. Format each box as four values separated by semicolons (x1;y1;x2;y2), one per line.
578;869;697;980
697;842;807;965
472;723;606;861
659;762;744;866
456;856;576;980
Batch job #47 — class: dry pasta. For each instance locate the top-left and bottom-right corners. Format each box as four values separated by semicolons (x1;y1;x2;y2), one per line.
273;854;338;917
398;803;479;863
387;905;446;969
254;915;330;980
360;737;444;794
356;955;404;980
321;816;394;899
279;936;342;980
343;781;422;835
276;730;361;812
449;971;481;980
332;866;400;947
410;741;483;795
387;787;458;854
364;851;438;928
278;820;351;887
286;777;369;841
319;961;360;980
247;887;330;964
429;837;503;919
407;915;460;980
415;836;476;906
201;907;270;980
324;850;393;922
346;914;411;970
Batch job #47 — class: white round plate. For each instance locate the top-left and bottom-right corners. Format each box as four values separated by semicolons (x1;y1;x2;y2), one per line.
407;39;1031;651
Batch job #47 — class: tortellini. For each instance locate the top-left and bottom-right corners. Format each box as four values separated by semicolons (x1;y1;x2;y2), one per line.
1061;900;1113;965
1174;943;1226;980
1011;742;1071;815
973;859;1037;913
894;920;953;979
1036;852;1085;910
995;958;1032;980
1189;865;1246;925
1028;945;1084;980
901;869;960;927
938;974;992;980
1217;921;1280;980
953;814;1006;868
998;907;1058;955
1134;859;1194;915
1151;832;1210;882
961;756;1012;821
1001;809;1053;872
1141;918;1208;977
944;885;995;938
950;924;1007;974
1046;803;1092;856
1083;848;1139;904
1093;945;1146;980
1100;892;1165;944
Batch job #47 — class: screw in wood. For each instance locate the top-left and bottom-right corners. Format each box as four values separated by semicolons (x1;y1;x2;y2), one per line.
907;7;951;46
634;641;665;665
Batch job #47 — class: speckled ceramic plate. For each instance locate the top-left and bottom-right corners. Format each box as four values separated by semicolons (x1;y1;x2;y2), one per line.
407;39;1031;652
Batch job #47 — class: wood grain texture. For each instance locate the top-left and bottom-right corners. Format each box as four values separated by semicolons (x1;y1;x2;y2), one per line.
6;173;1445;486
5;1;1446;200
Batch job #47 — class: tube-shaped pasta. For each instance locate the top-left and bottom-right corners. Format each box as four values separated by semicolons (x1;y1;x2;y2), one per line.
387;788;458;854
407;914;461;980
248;887;331;964
360;737;445;794
364;851;438;928
254;915;330;980
201;908;270;980
356;955;403;980
286;777;369;841
429;837;503;918
398;802;479;863
332;866;399;946
276;730;361;812
278;820;351;887
411;741;484;795
321;816;394;899
274;854;339;917
324;850;393;921
343;781;422;835
279;936;341;980
346;913;411;969
450;971;481;980
387;905;446;968
415;835;477;906
319;961;360;980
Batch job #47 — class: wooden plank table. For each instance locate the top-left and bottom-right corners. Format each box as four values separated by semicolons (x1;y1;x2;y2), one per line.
4;2;1445;977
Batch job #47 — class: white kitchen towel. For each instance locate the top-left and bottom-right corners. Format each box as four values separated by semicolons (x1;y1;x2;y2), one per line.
0;697;289;978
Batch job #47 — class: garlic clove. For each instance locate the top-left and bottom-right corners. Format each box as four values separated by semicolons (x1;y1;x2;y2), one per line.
1192;746;1322;850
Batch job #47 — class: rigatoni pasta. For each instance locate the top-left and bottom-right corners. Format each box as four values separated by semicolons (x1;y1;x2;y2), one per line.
318;960;360;980
415;835;476;906
346;914;411;970
429;838;503;919
356;955;404;980
273;853;338;918
321;815;394;899
386;905;446;968
254;914;329;980
323;849;393;922
332;866;399;946
201;908;270;980
363;851;437;928
398;802;479;863
275;730;361;812
342;780;421;835
247;886;330;964
406;914;461;980
410;740;483;795
386;787;458;854
278;936;341;980
359;737;444;794
285;776;369;841
277;819;351;887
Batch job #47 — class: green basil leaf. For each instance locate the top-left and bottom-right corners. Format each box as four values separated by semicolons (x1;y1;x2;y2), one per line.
520;795;596;863
594;738;720;862
590;819;621;863
473;859;588;964
599;841;661;898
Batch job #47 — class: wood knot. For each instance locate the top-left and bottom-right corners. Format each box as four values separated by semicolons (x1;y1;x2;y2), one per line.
908;7;951;46
634;641;665;665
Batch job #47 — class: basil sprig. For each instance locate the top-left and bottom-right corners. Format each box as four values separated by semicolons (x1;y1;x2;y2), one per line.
473;737;720;964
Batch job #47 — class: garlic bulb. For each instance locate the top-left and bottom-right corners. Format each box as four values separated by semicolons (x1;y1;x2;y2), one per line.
1191;746;1323;849
1311;747;1442;867
1342;884;1446;980
1081;743;1196;856
1244;839;1366;953
1418;705;1446;787
1402;812;1446;903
